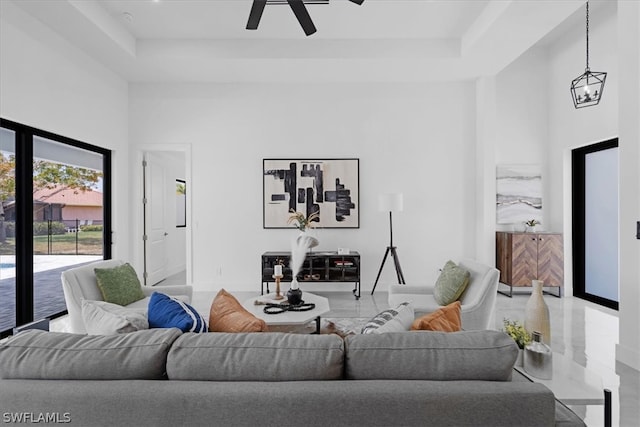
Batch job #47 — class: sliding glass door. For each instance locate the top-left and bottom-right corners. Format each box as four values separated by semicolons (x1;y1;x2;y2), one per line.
572;138;619;310
0;119;111;337
0;128;16;334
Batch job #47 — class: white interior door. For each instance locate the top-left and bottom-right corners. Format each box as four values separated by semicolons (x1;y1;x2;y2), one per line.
144;152;168;285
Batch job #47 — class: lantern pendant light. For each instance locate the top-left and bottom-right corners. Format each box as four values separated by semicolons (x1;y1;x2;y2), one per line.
570;0;607;109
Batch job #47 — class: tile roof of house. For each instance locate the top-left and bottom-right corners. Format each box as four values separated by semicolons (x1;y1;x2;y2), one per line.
32;186;102;207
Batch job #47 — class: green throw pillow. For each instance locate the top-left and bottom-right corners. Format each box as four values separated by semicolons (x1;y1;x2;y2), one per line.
95;263;145;306
433;260;470;306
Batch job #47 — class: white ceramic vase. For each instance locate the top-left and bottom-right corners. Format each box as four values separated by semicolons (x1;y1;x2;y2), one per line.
524;280;551;346
297;230;319;249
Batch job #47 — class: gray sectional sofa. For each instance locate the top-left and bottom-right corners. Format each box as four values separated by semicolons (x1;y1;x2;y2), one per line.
0;328;584;426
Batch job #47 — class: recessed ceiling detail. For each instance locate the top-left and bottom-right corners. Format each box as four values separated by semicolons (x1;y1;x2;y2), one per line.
246;0;364;36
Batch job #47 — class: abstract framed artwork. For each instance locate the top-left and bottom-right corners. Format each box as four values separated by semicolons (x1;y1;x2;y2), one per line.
496;164;542;225
263;158;359;228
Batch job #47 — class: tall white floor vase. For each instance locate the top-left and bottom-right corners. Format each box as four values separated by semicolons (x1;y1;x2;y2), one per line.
524;280;551;346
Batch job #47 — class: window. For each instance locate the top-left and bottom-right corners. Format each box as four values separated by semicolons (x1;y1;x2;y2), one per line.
0;119;111;337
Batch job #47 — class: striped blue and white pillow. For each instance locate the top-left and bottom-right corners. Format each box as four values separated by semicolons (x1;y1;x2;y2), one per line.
148;292;207;333
361;302;414;334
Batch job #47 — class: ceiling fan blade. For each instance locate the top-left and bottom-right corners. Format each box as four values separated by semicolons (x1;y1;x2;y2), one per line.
246;0;267;30
348;0;365;4
287;0;317;36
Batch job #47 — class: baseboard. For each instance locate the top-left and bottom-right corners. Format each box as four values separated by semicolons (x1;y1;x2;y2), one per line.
616;343;640;371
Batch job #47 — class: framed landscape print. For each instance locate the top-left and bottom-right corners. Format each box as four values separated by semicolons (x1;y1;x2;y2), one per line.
496;164;542;224
263;158;359;228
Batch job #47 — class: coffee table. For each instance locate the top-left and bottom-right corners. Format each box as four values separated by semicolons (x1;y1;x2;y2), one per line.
515;352;611;427
242;292;330;334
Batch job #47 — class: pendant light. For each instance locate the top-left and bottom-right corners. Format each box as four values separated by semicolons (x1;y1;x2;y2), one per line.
570;0;607;108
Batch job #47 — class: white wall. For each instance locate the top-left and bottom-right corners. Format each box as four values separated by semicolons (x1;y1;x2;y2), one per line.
0;1;130;259
129;82;477;293
495;47;549;230
616;0;640;371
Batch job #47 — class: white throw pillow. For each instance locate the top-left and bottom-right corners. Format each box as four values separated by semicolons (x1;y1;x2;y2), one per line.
81;300;149;335
361;302;414;334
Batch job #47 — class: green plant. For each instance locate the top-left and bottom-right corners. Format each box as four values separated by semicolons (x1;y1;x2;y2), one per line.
33;221;66;236
502;318;531;349
287;209;319;231
80;224;103;232
524;219;540;227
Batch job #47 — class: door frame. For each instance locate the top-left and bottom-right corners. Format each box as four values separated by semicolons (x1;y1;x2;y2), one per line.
571;137;619;310
133;144;192;288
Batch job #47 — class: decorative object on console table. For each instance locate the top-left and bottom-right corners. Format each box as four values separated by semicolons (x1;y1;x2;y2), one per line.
495;231;563;298
524;219;540;233
288;209;320;249
263;158;359;229
524;280;551;345
371;193;406;295
524;331;553;380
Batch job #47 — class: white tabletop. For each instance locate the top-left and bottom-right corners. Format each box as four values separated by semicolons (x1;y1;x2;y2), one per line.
515;352;604;405
242;292;330;326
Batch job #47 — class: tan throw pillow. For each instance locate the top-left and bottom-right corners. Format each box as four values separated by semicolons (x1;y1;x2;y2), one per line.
209;289;268;333
433;260;470;305
411;301;462;332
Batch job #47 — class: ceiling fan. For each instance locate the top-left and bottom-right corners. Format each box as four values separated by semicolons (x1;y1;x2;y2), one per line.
246;0;365;37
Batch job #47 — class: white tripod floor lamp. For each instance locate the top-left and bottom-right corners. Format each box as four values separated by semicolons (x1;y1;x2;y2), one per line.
371;193;406;295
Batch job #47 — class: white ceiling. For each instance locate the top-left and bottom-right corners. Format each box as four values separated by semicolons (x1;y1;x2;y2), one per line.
5;0;593;83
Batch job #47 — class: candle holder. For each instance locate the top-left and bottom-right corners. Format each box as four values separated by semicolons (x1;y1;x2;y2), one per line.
272;274;285;300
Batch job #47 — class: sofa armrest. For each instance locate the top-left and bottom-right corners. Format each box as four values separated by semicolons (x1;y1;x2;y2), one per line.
142;285;193;302
388;284;435;295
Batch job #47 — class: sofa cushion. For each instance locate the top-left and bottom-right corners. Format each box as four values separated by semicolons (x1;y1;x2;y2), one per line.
433;260;470;305
81;299;148;335
208;289;267;332
344;330;517;381
166;332;344;381
361;302;414;334
148;292;207;333
94;263;145;306
0;328;182;380
411;301;462;332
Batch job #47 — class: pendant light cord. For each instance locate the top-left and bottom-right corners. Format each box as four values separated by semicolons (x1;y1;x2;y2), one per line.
585;0;590;71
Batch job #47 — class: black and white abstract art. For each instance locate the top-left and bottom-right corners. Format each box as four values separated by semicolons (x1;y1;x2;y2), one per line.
496;164;542;225
263;158;359;228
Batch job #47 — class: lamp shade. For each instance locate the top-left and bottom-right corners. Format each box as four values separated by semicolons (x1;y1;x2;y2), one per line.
378;193;403;212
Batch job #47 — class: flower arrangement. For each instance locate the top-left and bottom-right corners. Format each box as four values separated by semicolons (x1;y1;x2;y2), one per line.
524;219;540;228
287;209;319;231
502;318;531;349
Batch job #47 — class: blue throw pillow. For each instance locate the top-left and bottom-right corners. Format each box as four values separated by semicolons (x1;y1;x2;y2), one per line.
148;292;207;333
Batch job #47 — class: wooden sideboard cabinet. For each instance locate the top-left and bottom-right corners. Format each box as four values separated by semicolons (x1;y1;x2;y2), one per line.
495;231;564;297
261;251;361;299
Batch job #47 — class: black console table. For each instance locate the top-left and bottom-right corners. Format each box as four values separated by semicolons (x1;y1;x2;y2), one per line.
261;251;361;299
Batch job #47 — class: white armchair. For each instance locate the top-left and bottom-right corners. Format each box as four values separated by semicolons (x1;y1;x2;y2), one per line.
61;259;193;334
388;258;499;330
